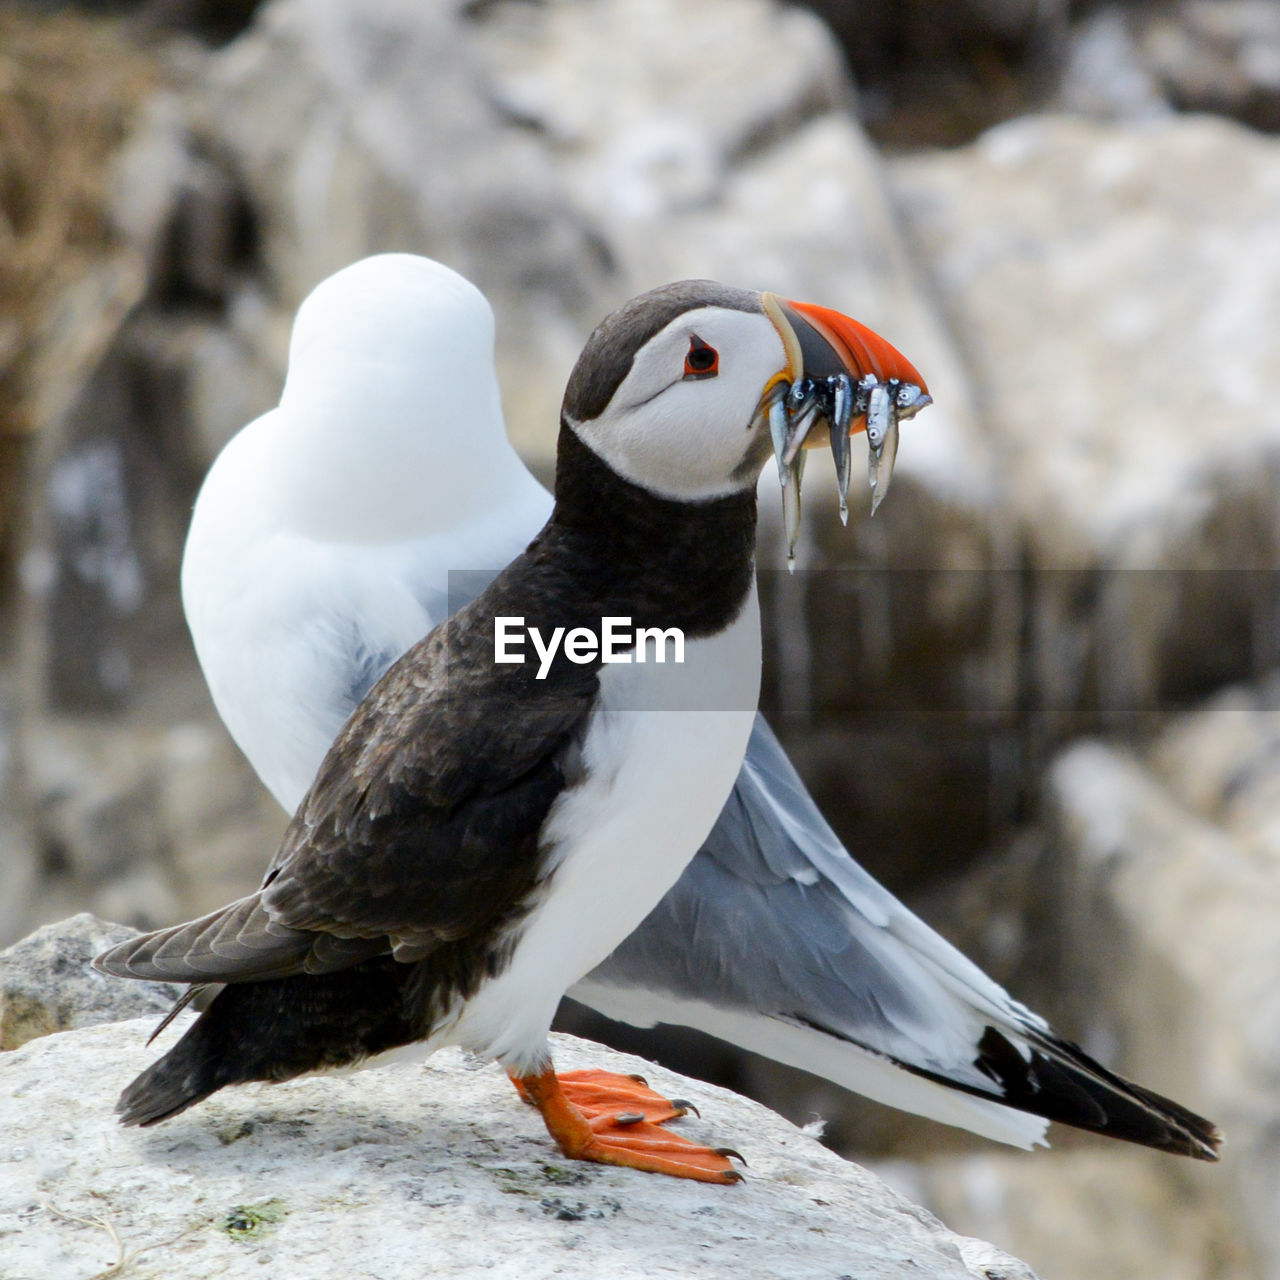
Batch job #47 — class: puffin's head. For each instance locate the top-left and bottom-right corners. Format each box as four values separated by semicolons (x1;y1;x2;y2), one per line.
561;280;929;505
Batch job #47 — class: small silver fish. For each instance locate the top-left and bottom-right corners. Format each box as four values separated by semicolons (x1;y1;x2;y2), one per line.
829;373;853;525
772;371;929;563
782;449;806;572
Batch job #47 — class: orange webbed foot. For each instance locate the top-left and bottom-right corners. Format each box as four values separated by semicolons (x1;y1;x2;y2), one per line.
510;1067;694;1126
513;1066;743;1184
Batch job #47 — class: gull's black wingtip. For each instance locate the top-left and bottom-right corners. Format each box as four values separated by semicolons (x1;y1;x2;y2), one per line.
1116;1075;1222;1162
971;1025;1224;1163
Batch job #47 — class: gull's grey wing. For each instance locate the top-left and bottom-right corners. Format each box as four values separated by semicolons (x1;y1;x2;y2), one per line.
578;713;1039;1085
314;572;507;778
341;572;501;731
574;714;1220;1159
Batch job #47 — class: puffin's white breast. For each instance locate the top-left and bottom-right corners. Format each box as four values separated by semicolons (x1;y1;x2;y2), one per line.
446;586;762;1069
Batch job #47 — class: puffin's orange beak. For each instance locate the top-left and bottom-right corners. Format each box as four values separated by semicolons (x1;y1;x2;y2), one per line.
761;294;930;440
758;292;931;547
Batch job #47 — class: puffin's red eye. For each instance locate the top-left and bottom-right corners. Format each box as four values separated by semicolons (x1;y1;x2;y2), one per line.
683;338;719;380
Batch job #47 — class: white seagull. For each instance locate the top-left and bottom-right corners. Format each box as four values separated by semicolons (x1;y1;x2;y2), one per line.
160;255;1218;1163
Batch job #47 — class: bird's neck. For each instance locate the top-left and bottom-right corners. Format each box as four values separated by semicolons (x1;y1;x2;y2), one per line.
536;422;757;637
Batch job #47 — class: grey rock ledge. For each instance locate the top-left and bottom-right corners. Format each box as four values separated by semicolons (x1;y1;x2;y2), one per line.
0;1017;1038;1279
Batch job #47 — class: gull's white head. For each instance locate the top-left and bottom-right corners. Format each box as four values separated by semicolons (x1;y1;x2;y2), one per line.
272;254;525;541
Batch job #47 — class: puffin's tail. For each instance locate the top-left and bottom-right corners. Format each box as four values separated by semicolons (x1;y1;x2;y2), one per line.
117;1000;244;1126
94;894;419;1125
112;961;419;1126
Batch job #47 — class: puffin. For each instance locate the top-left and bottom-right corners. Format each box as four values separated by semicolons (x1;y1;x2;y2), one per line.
97;276;937;1181
100;259;1221;1176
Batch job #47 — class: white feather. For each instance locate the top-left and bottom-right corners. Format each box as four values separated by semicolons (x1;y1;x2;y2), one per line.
571;981;1048;1150
182;255;551;811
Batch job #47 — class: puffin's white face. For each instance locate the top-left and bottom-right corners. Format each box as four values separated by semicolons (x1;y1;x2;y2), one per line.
563;280;931;508
568;302;786;502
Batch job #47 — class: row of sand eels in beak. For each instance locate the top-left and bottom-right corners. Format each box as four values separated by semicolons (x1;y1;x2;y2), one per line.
758;292;932;567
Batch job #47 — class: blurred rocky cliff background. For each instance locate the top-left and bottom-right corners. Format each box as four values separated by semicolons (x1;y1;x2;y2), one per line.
2;0;1279;1275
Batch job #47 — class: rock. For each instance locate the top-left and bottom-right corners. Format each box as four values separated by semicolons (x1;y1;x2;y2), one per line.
197;0;986;470
882;1146;1245;1280
1044;694;1280;1279
0;47;285;947
1049;2;1280;135
16;87;209;717
795;0;1069;148
771;110;1280;893
893;114;1280;724
1134;0;1280;135
0;682;39;947
0;1021;1038;1280
1054;8;1173;122
19;710;286;943
0;818;39;952
851;678;1280;1280
0;9;159;568
0;914;176;1052
1147;672;1280;859
896;112;1280;572
0;14;294;949
5;0;261;45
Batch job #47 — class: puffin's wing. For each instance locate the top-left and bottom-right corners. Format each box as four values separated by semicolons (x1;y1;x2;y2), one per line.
99;608;595;986
93;893;388;983
575;714;1221;1160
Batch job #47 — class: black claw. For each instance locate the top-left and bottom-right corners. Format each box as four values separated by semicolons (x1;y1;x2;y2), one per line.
613;1111;645;1126
722;1168;744;1182
714;1147;747;1165
627;1074;648;1087
669;1098;699;1117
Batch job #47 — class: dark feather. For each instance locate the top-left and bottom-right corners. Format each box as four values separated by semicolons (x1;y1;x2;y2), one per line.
970;1025;1221;1161
117;960;416;1125
146;985;208;1046
872;1022;1222;1162
561;281;762;423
